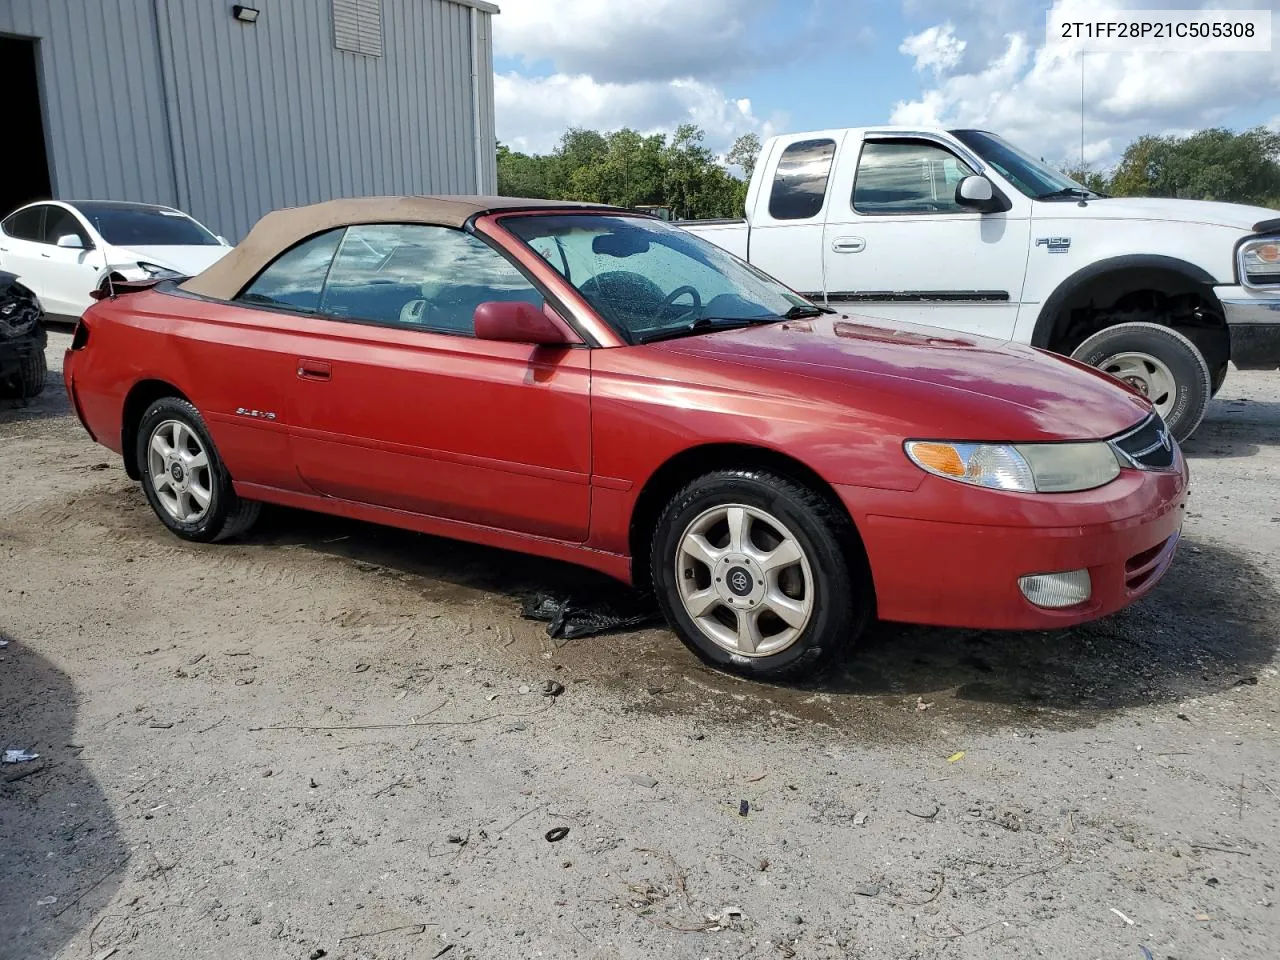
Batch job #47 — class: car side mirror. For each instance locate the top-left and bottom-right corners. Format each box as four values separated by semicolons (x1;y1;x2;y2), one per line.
473;301;572;345
56;233;86;250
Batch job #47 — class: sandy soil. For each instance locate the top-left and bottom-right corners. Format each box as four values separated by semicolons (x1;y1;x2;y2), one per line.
2;330;1278;960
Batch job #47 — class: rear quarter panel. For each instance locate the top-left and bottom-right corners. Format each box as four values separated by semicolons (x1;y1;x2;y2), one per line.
72;289;298;490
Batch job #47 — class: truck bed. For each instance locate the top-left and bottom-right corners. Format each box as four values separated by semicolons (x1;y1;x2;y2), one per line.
682;218;748;260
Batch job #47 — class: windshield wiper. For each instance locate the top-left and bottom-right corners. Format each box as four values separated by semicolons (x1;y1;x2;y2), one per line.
781;304;831;319
636;315;781;344
1035;186;1097;201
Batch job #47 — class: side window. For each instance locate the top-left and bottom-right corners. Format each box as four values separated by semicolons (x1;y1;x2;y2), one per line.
2;206;46;242
768;138;836;221
853;141;977;214
319;224;542;335
43;207;91;247
237;229;344;313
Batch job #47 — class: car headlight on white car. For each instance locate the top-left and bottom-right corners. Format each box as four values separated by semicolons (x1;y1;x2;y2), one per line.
137;261;185;280
904;440;1121;493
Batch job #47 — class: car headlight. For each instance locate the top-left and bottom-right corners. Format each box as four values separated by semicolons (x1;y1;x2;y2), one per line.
905;440;1121;493
1239;237;1280;287
137;261;184;280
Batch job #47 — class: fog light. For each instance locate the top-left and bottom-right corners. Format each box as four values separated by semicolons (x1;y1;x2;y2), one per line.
1018;569;1091;609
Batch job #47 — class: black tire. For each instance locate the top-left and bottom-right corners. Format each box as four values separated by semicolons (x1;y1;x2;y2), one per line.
1209;361;1229;397
1070;322;1211;442
135;397;260;543
16;350;46;398
649;469;870;681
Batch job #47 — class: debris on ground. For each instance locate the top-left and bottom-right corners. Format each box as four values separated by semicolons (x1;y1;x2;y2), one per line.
36;895;57;906
706;906;743;930
738;799;750;817
3;749;39;763
854;884;880;898
853;811;868;826
907;803;940;819
628;773;658;789
309;950;327;960
1110;907;1136;925
545;827;570;842
520;591;660;640
542;680;565;697
947;751;966;763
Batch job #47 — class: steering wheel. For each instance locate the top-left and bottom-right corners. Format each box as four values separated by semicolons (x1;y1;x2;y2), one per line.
661;285;702;322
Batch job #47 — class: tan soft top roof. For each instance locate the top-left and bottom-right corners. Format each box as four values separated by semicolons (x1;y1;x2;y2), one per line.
180;195;620;300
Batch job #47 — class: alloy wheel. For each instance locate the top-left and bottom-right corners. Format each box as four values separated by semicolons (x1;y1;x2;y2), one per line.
674;503;814;657
147;419;213;524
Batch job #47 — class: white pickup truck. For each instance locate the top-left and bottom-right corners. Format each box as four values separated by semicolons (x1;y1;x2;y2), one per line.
684;127;1280;440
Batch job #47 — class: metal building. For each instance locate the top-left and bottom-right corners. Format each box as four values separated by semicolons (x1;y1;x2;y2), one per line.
0;0;499;241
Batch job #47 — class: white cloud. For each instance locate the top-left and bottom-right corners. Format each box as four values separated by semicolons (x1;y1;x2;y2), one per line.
890;0;1280;167
493;0;778;83
899;24;966;77
495;73;779;155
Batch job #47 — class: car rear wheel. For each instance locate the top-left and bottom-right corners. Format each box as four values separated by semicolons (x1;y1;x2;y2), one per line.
136;397;260;542
649;469;869;680
1070;322;1211;442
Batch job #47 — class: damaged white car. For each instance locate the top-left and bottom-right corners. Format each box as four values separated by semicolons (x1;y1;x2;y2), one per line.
0;199;231;323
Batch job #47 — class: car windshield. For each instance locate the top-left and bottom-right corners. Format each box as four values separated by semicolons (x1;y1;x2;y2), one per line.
949;130;1100;200
502;214;815;343
75;203;221;246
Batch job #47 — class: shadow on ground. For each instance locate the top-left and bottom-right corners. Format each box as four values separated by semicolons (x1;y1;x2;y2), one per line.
236;508;1278;736
1181;395;1280;460
0;634;125;960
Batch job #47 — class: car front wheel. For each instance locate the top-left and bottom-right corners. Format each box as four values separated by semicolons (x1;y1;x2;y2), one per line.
649;469;869;680
136;397;260;542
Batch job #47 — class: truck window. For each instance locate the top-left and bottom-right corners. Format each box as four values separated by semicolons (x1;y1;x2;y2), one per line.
853;141;976;215
768;138;836;221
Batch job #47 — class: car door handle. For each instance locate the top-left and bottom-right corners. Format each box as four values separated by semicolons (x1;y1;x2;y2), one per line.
297;359;332;381
830;237;866;253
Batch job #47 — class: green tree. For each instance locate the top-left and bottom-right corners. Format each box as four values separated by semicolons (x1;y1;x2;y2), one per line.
727;132;762;179
1109;127;1280;205
496;123;748;219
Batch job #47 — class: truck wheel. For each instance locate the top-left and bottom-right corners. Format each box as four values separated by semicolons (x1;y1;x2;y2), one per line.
649;468;870;681
1071;322;1211;442
135;397;261;543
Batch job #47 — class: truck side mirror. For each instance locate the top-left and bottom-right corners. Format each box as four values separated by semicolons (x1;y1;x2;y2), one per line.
956;175;994;206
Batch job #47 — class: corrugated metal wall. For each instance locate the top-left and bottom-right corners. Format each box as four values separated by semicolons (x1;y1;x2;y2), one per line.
0;0;179;206
0;0;496;241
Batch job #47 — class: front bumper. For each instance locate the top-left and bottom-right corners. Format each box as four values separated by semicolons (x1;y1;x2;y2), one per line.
1216;285;1280;369
837;457;1188;630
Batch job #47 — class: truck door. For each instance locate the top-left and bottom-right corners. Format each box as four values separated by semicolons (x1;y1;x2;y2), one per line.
821;135;1032;339
745;132;846;299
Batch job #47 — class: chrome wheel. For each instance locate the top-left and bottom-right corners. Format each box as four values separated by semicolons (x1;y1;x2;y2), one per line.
147;419;213;523
1098;351;1177;419
674;503;814;658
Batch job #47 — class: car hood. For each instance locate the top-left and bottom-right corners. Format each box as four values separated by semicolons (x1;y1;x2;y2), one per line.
107;245;232;277
1042;196;1280;232
652;315;1154;442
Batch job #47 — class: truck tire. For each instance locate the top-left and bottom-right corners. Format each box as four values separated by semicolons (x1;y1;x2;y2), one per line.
1071;322;1211;442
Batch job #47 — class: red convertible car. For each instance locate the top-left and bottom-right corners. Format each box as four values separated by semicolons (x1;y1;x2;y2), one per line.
64;196;1187;679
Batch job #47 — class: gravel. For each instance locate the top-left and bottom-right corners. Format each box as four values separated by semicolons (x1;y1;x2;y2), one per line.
2;331;1278;960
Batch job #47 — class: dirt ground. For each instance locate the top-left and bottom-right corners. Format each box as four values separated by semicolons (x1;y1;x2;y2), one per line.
2;330;1278;960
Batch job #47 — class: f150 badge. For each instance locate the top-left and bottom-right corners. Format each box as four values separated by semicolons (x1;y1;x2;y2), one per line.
1035;236;1071;253
235;407;277;421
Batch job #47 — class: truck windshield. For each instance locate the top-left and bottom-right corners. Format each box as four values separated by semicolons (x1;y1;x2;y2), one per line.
949;130;1100;200
502;214;814;343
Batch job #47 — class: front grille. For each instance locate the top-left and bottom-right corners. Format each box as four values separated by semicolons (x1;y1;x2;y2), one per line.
1110;414;1176;470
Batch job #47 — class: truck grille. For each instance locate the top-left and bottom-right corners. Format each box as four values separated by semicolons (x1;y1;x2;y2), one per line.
1109;414;1177;470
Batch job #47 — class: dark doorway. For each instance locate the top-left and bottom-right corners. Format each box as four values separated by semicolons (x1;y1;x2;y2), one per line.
0;35;52;219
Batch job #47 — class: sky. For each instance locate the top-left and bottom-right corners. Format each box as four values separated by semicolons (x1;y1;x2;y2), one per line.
491;0;1280;171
